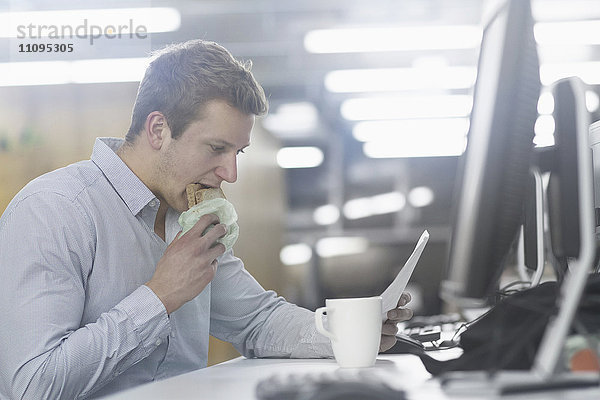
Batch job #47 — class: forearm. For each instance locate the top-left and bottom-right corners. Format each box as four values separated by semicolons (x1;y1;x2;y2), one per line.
209;251;333;360
245;303;334;359
4;286;169;400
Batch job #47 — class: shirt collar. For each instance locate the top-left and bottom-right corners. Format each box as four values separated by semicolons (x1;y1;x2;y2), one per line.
91;137;157;216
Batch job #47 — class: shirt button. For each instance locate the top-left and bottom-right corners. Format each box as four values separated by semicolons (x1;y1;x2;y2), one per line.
171;332;175;338
149;200;158;208
155;339;162;346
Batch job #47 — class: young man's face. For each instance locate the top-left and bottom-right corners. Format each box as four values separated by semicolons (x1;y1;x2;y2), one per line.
154;99;255;213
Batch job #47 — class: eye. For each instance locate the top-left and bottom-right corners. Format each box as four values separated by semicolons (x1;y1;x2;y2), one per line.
210;145;226;153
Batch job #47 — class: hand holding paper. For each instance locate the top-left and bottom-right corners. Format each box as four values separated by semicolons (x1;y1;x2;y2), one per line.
381;230;429;321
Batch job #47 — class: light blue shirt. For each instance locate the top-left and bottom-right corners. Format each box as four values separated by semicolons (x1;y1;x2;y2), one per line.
0;138;331;399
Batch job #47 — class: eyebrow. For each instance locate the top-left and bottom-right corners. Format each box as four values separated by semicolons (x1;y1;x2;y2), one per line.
209;139;251;150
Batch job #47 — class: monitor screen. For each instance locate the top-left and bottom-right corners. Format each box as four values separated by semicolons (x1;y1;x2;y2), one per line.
441;0;541;307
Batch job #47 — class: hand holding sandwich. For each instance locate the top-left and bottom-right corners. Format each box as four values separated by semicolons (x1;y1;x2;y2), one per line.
146;214;227;314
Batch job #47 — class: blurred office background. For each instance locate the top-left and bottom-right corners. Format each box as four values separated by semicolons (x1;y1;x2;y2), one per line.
1;0;600;364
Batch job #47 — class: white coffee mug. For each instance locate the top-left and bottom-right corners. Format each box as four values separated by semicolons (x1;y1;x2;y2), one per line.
314;296;382;368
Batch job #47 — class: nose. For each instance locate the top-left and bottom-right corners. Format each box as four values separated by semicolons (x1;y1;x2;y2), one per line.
215;153;238;183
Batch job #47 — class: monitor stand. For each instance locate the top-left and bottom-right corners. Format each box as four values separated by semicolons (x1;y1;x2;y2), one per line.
442;77;600;395
516;167;545;287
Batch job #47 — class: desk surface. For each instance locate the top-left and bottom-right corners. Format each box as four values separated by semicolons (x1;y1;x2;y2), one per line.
104;354;600;400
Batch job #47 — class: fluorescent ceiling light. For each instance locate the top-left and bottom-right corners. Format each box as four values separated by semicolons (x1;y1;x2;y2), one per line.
534;20;600;45
353;118;470;142
363;129;467;158
276;146;324;169
532;0;600;20
280;243;313;266
325;66;477;93
0;58;149;86
313;204;340;226
72;58;149;83
537;91;554;115
316;237;369;258
586;91;600;112
343;192;405;220
540;61;600;85
0;61;71;86
304;25;482;53
0;8;181;38
262;102;318;135
341;95;472;121
408;186;435;208
534;115;555;148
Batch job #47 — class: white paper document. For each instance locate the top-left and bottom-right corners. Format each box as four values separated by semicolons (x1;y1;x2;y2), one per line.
381;230;429;321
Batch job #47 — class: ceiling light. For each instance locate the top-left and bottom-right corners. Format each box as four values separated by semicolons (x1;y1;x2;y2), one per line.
262;102;318;136
0;58;149;86
325;66;477;93
534;20;600;45
343;192;405;220
72;58;149;83
0;8;181;38
540;61;600;85
537;92;554;115
534;115;555;148
363;129;467;158
353;118;470;142
341;95;473;121
0;61;71;86
316;237;369;258
408;187;435;208
586;90;600;113
313;204;340;226
276;147;324;169
280;243;313;265
532;0;600;20
304;25;482;54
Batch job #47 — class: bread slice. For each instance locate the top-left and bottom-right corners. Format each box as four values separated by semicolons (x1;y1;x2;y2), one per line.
186;184;202;209
186;184;226;209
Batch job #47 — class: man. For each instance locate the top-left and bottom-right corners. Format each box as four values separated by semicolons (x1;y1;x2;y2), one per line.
0;39;412;399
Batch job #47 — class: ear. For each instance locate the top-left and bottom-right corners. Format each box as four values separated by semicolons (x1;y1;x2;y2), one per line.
144;111;170;150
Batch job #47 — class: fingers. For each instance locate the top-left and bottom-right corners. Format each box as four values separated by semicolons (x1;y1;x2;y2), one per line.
203;222;228;243
387;307;413;322
179;214;227;250
398;292;411;307
384;291;414;323
381;321;399;336
185;214;221;238
379;334;397;353
206;241;227;262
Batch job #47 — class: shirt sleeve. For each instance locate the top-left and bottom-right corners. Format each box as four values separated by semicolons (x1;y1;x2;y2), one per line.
209;250;333;359
0;192;170;400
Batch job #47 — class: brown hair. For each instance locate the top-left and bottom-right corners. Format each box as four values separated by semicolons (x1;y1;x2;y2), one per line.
125;39;268;142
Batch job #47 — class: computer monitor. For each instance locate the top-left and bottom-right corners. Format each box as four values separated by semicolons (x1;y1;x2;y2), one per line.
532;76;595;378
437;0;596;390
441;0;541;307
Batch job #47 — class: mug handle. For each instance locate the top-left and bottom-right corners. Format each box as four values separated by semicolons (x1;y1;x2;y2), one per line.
314;307;336;340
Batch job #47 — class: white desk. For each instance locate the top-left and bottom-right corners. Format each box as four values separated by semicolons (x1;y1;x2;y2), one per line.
104;353;600;399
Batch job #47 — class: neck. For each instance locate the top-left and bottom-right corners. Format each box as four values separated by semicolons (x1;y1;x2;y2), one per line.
117;141;156;191
154;203;168;241
117;142;167;240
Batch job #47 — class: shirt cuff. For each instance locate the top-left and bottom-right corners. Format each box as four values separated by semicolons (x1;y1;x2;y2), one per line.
116;285;171;355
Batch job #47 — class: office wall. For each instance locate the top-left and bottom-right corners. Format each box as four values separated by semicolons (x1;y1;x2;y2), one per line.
0;82;288;366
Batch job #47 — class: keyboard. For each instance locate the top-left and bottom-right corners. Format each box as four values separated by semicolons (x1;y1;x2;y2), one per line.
255;370;406;400
399;313;465;344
